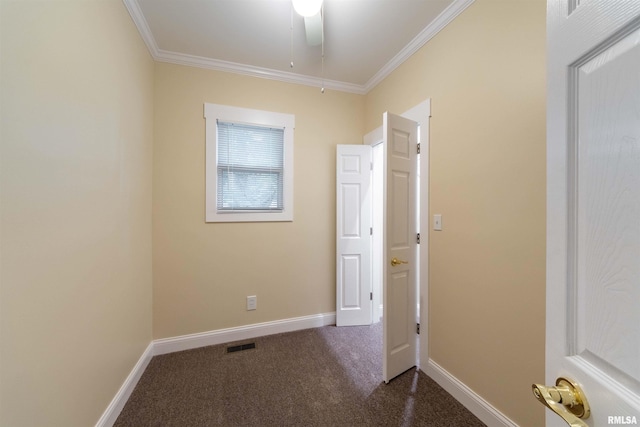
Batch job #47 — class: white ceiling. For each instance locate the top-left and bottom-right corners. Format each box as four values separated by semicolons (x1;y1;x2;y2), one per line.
124;0;473;94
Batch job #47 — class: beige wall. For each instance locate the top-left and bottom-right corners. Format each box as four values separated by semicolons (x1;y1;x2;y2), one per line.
0;1;154;426
365;0;546;425
153;63;364;338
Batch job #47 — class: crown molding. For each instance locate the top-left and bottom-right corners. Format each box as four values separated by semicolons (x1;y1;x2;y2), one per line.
154;49;367;95
363;0;475;92
123;0;474;95
122;0;159;58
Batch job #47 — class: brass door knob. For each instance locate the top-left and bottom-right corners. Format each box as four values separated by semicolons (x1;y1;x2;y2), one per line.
532;377;590;427
390;257;408;266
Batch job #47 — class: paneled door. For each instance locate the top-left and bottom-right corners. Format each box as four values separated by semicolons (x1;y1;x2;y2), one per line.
382;112;418;383
540;0;640;425
336;145;372;326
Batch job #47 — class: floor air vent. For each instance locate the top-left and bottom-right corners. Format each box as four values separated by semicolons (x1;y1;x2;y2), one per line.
226;343;256;353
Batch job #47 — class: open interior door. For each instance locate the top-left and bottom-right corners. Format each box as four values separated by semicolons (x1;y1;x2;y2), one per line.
382;112;418;383
336;145;372;326
539;1;640;425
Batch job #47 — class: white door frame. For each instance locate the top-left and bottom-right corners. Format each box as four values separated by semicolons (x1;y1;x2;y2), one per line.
364;99;431;370
369;143;384;324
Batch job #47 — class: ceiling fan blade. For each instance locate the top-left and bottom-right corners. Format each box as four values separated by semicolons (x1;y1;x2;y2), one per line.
304;12;322;46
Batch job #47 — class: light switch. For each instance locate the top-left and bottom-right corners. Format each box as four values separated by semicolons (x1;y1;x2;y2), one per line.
434;214;442;231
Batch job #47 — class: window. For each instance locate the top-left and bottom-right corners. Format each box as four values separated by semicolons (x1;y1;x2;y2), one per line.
205;103;294;222
216;122;284;211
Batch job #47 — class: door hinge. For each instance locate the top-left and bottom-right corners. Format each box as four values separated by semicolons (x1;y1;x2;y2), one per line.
370;227;373;236
417;143;421;154
417;323;420;334
417;233;420;244
370;292;373;301
370;162;373;171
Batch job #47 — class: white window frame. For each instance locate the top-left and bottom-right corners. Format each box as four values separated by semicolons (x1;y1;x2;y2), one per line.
204;103;294;222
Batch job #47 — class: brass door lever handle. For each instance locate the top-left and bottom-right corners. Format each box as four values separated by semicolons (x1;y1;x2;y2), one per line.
390;257;408;266
532;377;590;427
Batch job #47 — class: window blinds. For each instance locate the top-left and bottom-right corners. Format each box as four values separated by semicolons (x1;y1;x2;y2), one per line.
217;121;285;211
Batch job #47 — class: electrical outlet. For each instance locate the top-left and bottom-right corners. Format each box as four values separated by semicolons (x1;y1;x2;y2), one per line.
246;295;257;311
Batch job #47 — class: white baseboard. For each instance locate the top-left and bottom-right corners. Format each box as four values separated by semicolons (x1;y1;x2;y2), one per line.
95;342;154;427
424;359;519;427
153;312;337;355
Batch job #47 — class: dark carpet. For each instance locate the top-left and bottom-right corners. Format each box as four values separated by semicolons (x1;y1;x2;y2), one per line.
115;323;486;426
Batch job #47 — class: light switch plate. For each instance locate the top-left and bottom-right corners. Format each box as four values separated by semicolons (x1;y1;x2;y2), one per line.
434;214;442;231
246;295;257;311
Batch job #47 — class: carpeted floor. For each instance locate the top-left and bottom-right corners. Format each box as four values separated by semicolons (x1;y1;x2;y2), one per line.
115;323;486;426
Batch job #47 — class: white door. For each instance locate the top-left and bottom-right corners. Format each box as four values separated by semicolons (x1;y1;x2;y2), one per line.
336;145;372;327
542;1;640;425
383;112;418;383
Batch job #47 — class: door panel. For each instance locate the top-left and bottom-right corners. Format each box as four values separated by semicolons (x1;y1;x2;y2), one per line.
546;1;640;425
340;255;361;309
336;145;372;327
576;26;640;388
383;112;418;383
389;271;409;351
